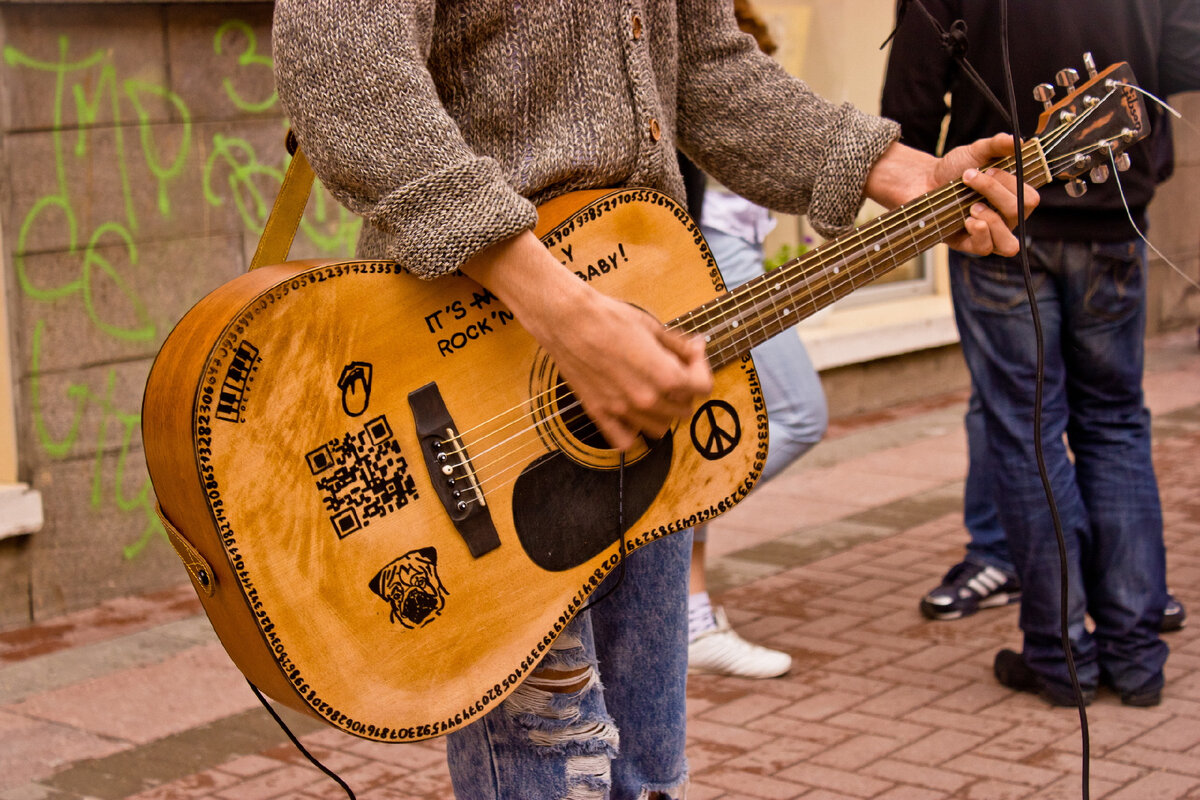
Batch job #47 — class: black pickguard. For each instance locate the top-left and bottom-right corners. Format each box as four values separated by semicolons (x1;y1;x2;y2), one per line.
511;435;674;571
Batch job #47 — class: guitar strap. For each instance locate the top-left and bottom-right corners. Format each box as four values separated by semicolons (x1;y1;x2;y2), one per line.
249;130;316;271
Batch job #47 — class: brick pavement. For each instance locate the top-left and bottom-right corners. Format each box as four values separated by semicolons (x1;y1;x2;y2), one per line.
1;329;1198;800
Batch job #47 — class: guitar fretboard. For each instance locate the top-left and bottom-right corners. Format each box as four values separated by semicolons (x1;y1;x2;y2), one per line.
672;139;1051;370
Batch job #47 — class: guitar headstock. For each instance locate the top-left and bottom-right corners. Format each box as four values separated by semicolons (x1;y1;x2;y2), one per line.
1033;54;1150;196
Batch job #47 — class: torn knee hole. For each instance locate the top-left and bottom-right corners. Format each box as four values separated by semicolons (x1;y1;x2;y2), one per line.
528;720;620;755
506;663;601;721
526;666;593;694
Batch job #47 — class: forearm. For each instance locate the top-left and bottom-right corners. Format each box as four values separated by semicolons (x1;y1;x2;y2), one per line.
459;230;591;347
862;141;939;210
460;231;712;450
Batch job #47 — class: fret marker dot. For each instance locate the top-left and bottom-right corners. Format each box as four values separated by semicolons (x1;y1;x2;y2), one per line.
874;244;881;252
731;320;740;328
918;220;926;229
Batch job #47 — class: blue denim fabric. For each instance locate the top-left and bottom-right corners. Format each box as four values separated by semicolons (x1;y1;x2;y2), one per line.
703;225;828;482
949;241;1168;696
962;389;1016;575
445;531;692;799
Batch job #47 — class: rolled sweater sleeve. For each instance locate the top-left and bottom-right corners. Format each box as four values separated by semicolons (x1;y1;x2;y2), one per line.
675;0;899;239
271;0;537;278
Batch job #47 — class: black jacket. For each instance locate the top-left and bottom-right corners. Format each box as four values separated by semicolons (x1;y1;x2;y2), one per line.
881;0;1200;240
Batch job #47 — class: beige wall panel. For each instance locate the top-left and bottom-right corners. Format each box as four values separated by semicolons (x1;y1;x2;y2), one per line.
28;453;180;619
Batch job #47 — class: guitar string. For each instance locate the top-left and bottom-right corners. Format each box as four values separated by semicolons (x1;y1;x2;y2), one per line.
647;85;1121;357
435;113;1114;505
443;83;1109;463
440;136;1096;511
444;125;1080;468
454;138;1067;465
447;229;1027;504
455;143;1022;454
443;178;981;488
444;138;1111;508
688;124;1093;349
456;119;1087;459
1109;82;1200;291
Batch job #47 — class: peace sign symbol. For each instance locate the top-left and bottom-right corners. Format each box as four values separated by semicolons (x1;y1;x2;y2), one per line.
689;400;742;461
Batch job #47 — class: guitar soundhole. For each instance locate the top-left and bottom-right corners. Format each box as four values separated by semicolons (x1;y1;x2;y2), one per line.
553;381;609;449
529;350;652;469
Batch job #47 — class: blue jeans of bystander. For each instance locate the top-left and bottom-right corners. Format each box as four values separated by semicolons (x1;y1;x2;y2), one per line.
949;240;1168;697
962;389;1016;574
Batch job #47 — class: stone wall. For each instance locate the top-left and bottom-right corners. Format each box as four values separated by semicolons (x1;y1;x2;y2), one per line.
0;3;359;627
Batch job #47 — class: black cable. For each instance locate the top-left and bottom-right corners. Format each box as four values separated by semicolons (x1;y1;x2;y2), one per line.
249;681;357;799
581;451;630;612
887;1;1091;795
995;6;1090;797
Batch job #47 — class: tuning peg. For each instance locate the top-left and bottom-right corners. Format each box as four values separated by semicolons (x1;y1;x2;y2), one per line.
1115;153;1132;171
1083;52;1098;78
1090;164;1110;184
1033;83;1056;110
1065;179;1088;198
1056;68;1080;91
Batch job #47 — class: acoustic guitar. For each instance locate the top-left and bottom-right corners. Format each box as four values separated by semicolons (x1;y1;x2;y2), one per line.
143;61;1147;741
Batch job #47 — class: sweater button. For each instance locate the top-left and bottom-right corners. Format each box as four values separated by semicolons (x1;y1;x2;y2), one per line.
649;118;661;141
632;14;643;40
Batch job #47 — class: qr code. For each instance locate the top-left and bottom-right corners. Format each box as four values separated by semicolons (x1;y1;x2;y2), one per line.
305;415;420;538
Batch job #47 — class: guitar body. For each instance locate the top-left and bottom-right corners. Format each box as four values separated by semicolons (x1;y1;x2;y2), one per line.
143;188;767;741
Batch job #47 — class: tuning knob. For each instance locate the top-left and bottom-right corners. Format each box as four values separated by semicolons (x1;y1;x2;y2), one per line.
1114;153;1132;171
1083;52;1098;78
1033;83;1056;110
1065;179;1088;198
1090;164;1110;184
1056;68;1080;91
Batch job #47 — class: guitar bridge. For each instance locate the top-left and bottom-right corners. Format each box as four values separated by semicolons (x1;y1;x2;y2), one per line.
408;382;500;558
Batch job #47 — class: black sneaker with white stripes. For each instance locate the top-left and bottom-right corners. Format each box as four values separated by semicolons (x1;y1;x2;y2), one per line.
1161;592;1187;632
920;560;1021;621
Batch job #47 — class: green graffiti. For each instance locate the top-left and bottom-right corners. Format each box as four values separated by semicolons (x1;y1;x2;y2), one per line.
29;321;165;557
204;133;361;253
7;20;360;561
29;320;86;460
215;20;278;113
204;133;282;230
126;80;193;217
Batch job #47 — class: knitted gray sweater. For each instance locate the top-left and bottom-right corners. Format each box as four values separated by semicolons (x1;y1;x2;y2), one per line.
272;0;899;279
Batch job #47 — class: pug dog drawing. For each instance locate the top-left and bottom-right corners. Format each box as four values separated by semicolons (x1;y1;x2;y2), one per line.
369;547;448;628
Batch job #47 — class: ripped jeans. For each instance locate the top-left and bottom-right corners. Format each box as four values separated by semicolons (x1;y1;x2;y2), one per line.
446;531;692;799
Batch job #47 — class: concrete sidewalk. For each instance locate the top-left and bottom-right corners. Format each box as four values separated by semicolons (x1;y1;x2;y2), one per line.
2;330;1198;800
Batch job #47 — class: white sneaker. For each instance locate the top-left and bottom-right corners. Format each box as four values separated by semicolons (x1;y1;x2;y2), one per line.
687;607;792;678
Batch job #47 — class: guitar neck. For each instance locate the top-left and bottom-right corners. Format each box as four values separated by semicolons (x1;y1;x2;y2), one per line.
672;138;1051;370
